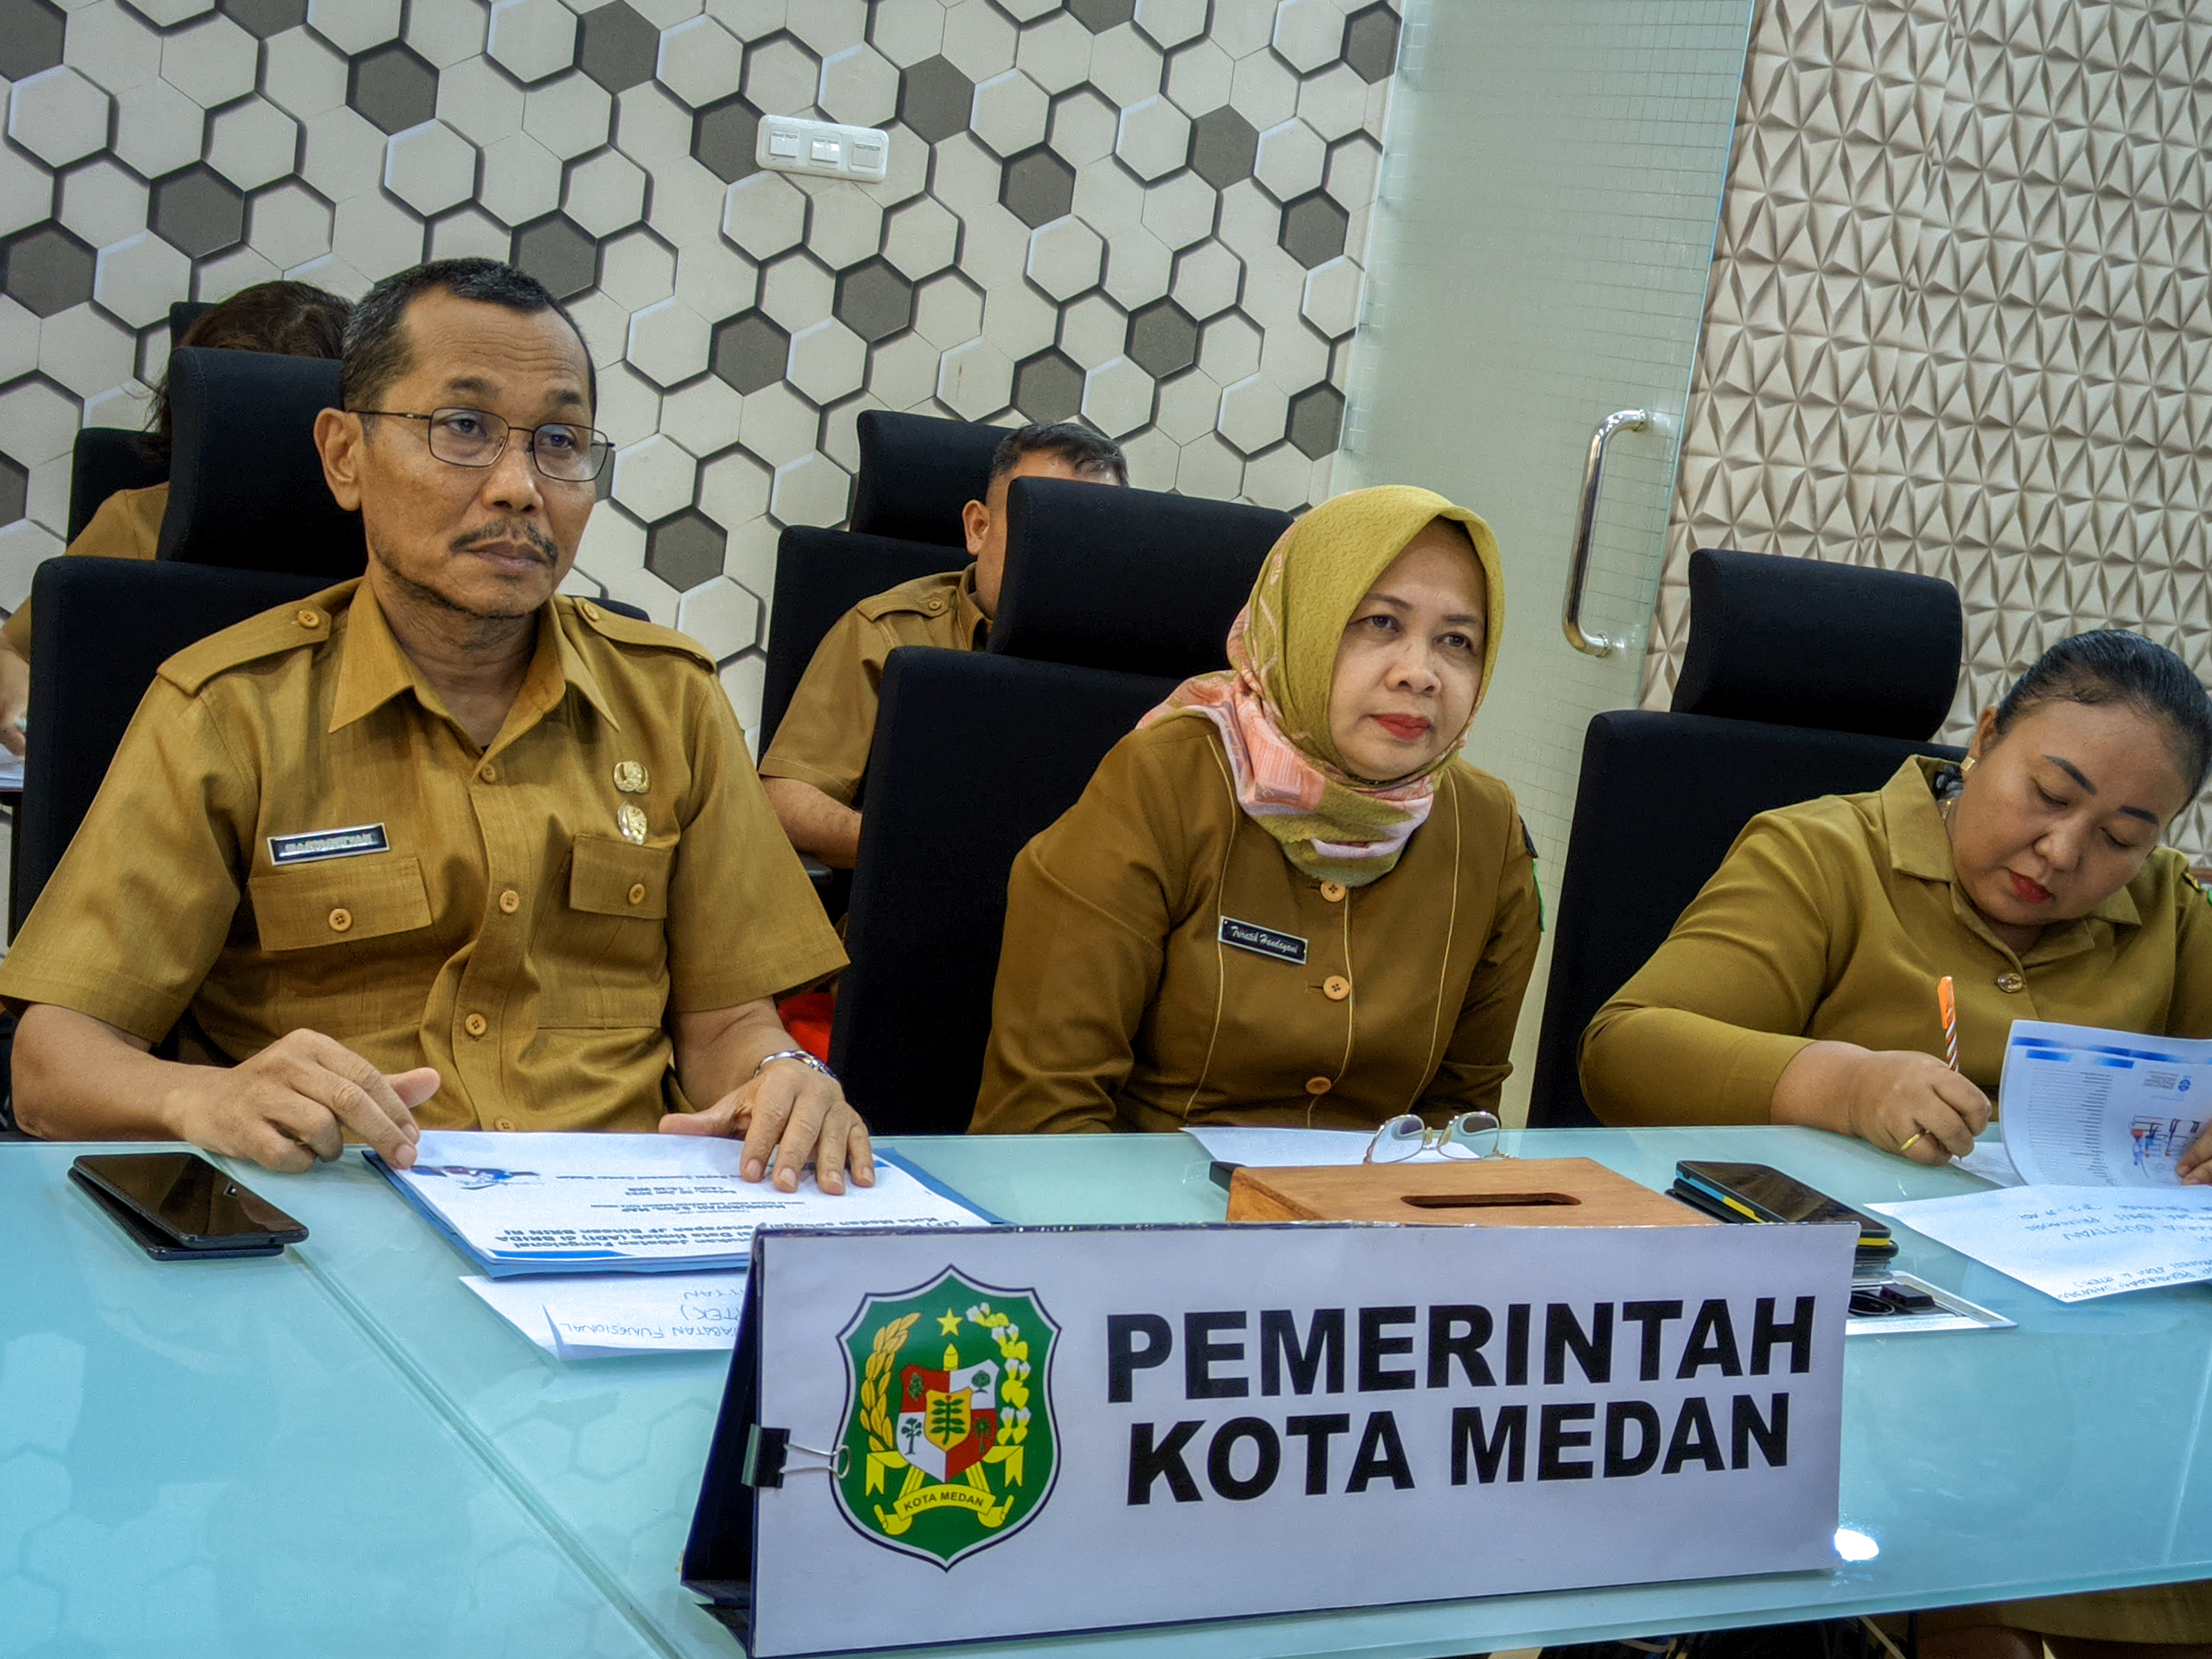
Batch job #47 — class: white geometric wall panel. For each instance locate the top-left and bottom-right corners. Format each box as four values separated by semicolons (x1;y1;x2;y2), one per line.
1647;0;2212;860
0;0;1399;734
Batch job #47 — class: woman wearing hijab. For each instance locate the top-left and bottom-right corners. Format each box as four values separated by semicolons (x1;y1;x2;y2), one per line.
970;485;1539;1134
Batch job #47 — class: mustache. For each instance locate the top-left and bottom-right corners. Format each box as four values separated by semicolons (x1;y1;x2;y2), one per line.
450;521;559;561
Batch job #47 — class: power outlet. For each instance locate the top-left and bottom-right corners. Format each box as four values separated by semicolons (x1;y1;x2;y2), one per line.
755;117;889;183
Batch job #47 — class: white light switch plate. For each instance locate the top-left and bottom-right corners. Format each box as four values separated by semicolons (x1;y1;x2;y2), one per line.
755;116;889;183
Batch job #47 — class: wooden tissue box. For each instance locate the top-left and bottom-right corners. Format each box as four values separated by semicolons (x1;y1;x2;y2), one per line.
1225;1157;1712;1229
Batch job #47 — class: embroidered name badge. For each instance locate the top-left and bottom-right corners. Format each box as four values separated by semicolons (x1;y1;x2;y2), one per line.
267;823;390;866
1219;916;1309;965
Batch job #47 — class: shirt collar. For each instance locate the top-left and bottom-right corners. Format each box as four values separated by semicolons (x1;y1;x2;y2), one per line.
957;563;990;649
1884;753;2142;928
329;580;622;742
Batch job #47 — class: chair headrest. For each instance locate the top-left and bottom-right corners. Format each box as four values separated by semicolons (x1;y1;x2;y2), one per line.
1670;548;1962;740
850;411;1005;546
157;348;366;578
987;477;1292;680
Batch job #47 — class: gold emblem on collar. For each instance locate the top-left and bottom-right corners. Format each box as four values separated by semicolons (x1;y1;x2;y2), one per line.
614;760;649;793
618;802;649;845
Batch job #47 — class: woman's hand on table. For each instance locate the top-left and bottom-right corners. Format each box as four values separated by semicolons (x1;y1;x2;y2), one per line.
1772;1040;1991;1163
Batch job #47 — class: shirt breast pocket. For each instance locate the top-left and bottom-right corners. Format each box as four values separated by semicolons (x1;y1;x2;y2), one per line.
250;855;434;952
537;835;673;1028
246;855;437;1031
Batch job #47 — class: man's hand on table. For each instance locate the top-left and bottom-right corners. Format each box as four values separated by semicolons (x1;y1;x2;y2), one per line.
660;1057;876;1195
165;1028;437;1174
2180;1122;2212;1185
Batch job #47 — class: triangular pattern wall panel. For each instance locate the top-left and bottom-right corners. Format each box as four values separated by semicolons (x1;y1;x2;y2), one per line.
1647;0;2212;860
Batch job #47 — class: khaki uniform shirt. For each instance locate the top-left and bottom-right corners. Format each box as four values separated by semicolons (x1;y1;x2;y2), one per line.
1581;755;2212;1126
0;578;846;1132
758;565;986;805
972;718;1543;1134
5;481;168;659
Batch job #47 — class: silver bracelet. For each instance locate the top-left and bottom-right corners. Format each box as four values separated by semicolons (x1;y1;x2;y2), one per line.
752;1047;838;1083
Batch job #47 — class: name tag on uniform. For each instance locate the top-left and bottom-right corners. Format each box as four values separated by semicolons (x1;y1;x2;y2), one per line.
1218;916;1308;965
267;823;390;866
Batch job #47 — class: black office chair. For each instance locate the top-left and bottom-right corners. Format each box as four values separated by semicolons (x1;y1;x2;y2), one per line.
14;559;333;938
849;410;1006;547
829;647;1180;1134
158;348;366;578
757;525;965;754
67;428;167;541
169;299;210;342
989;477;1290;677
1525;549;1967;1128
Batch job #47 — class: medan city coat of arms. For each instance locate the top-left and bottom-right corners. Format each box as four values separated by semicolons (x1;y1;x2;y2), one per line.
833;1267;1059;1567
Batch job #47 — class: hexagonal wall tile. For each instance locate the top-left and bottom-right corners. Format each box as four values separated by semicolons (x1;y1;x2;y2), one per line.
384;119;477;216
579;2;661;93
114;77;205;180
487;0;577;86
1216;370;1287;456
803;185;883;270
865;331;940;408
711;310;789;394
834;258;915;344
564;148;648;238
57;161;147;251
39;301;136;397
657;15;744;108
737;380;818;466
721;169;806;258
657;373;743;456
1080;353;1152;436
818;42;899;127
1279;190;1348;268
406;0;489;69
1299;64;1370;142
692;95;760;184
1115;95;1190;182
1126;297;1198;378
897;55;972;142
308;0;401;55
10;67;111;168
1285;381;1344;459
675;574;761;655
93;231;191;328
1169;239;1242;318
1139;170;1215;249
1163;37;1231;115
66;4;162;94
1253;118;1325;204
646;509;726;592
522;72;614;160
1000;145;1074;228
758;248;834;331
1272;0;1344;73
785;316;866;405
612;432;699;521
249;180;336;269
697;445;771;529
510;212;598;299
150;167;247;260
262;23;349;118
627;296;712;390
881;195;957;280
349;40;438;135
769;450;850;527
1024;214;1103;301
937;335;1013;419
479;132;564;227
162;14;257;106
970;69;1048;158
1300;254;1362;338
941;0;1017;81
1343;4;1401;83
427;206;511;261
744;35;820;117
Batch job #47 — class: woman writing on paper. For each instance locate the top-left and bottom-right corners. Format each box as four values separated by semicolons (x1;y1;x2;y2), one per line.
969;485;1540;1136
1584;629;2212;1657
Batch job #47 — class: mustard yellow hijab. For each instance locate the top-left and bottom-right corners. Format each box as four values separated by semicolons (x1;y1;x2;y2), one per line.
1141;486;1506;885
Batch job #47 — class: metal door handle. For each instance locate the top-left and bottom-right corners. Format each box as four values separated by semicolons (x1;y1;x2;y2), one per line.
1561;408;1652;658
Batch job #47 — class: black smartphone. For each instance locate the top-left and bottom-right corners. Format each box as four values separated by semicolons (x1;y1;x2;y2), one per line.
1676;1159;1893;1243
70;1152;307;1255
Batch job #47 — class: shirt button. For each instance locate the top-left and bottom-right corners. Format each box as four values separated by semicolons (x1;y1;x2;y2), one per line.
1996;971;2026;994
628;882;646;905
1320;881;1347;903
1323;974;1352;1001
464;1013;488;1037
498;889;520;914
494;1117;516;1131
478;762;498;783
327;907;352;932
926;595;946;613
1305;1076;1332;1096
579;601;600;622
295;608;322;630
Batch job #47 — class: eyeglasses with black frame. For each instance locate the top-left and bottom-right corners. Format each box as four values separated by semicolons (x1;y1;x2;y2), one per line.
353;406;612;483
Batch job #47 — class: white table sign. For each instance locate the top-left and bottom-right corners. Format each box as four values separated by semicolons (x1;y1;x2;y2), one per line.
684;1220;1854;1657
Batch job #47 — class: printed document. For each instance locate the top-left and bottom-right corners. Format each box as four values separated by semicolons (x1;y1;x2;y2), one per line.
462;1271;749;1359
375;1131;991;1276
1182;1126;1378;1167
1996;1020;2212;1187
1869;1186;2212;1303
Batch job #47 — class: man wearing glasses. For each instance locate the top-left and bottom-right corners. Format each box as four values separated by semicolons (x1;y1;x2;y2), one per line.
2;259;871;1194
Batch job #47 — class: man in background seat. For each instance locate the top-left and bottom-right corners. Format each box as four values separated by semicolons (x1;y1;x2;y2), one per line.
2;258;868;1191
759;423;1127;869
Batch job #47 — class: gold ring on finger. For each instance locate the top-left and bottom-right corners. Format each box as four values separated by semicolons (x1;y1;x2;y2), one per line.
1898;1131;1925;1155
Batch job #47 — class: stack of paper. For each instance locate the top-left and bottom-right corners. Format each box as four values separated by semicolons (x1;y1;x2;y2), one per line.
1877;1020;2212;1301
462;1271;752;1360
370;1130;993;1277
